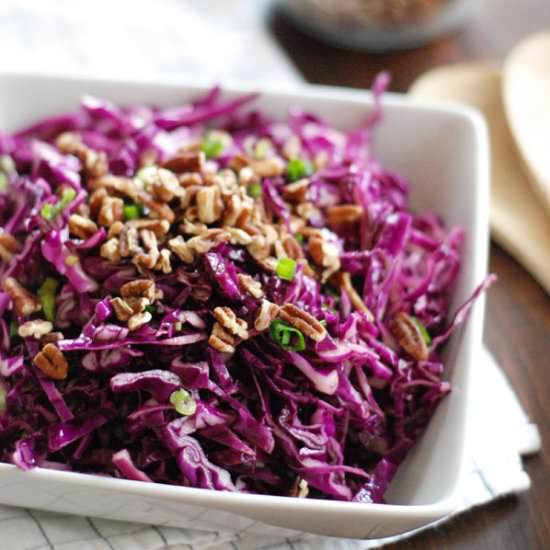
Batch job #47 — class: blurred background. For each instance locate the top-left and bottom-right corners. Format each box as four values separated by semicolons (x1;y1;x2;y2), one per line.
0;1;549;549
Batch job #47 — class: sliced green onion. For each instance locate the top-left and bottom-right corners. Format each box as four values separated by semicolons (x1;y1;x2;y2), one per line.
9;320;19;338
247;182;262;199
270;319;306;352
59;187;76;208
123;203;143;221
295;234;304;244
201;139;224;159
38;277;60;323
276;258;296;281
144;304;155;314
287;158;313;183
412;316;431;346
254;138;271;159
40;203;56;221
170;389;197;416
0;172;7;192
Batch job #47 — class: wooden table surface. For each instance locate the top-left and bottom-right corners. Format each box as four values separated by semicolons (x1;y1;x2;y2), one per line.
271;2;549;549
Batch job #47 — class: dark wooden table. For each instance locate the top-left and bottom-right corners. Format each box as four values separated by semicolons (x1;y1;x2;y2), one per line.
271;2;550;549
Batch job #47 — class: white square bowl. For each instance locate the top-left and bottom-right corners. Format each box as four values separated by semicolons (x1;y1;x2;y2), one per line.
0;73;489;540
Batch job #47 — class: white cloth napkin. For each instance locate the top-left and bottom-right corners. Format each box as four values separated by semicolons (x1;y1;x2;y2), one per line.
0;1;541;548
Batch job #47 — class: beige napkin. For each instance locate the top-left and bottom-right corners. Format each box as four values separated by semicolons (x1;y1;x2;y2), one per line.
410;62;550;295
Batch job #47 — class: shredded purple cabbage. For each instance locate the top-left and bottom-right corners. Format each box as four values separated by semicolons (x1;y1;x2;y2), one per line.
0;77;494;503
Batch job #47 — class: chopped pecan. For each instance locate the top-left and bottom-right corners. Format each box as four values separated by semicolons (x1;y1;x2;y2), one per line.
389;311;429;361
180;219;208;236
336;272;373;320
68;214;98;240
254;300;279;331
273;240;287;260
110;297;134;322
168;235;194;264
0;231;21;262
227;227;253;246
326;204;364;225
295;201;321;220
100;238;121;263
238;166;257;186
228;151;250;172
97;196;124;227
118;225;140;257
140;167;182;202
222;195;243;227
282;235;304;260
137;191;175;224
107;221;124;238
81;148;108;178
40;331;64;346
237;274;264;299
184;205;199;222
213;307;248;339
18;319;53;339
282;178;309;203
247;235;270;261
128;311;152;331
216;169;239;197
308;234;341;281
162;151;205;173
186;229;229;256
89;188;108;218
93;176;139;201
279;303;327;342
127;218;170;237
133;229;159;270
33;344;68;380
155;249;172;273
313;151;329;170
257;257;278;272
208;322;236;354
179;172;203;188
120;279;156;303
126;297;150;315
3;277;41;316
196;185;222;224
250;157;284;178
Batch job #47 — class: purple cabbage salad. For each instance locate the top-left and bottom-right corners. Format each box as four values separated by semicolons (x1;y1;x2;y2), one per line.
0;76;495;503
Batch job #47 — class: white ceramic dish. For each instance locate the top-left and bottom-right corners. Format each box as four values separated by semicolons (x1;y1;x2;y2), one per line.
0;73;489;540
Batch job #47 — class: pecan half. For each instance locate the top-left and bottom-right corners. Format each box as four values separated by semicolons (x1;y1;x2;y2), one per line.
3;278;41;317
33;344;68;380
213;307;248;339
254;300;279;331
279;303;327;342
389;312;429;361
162;151;205;173
120;279;156;303
237;274;264;299
18;320;53;339
326;205;364;225
68;214;98;240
